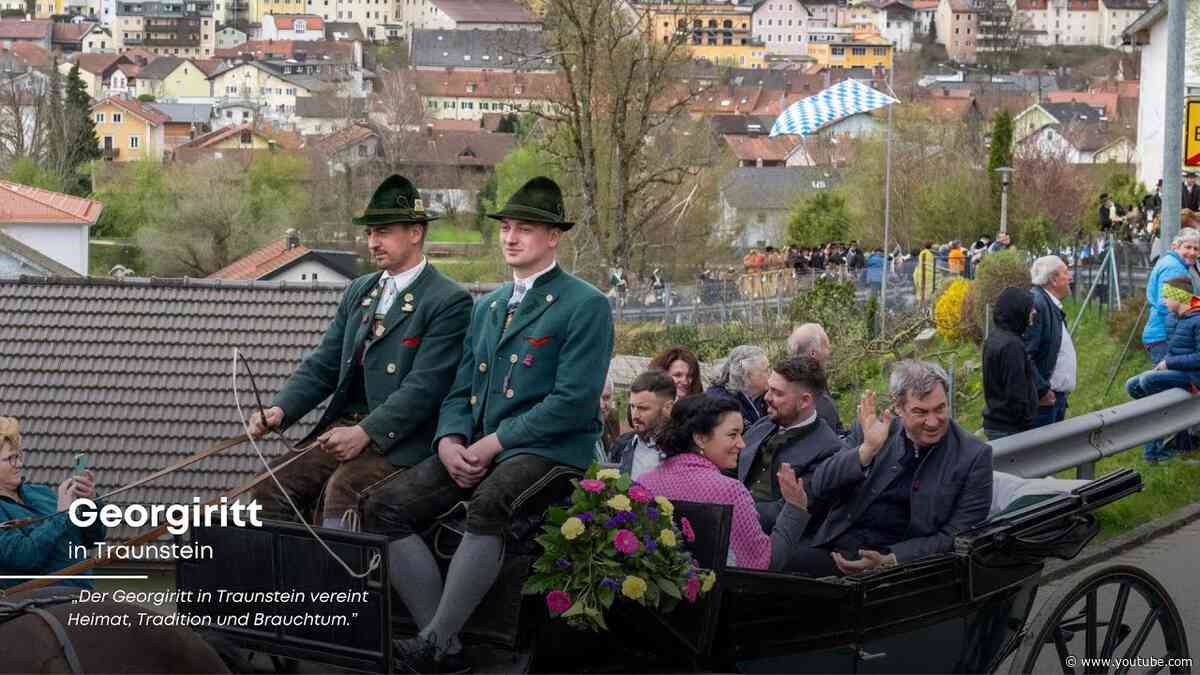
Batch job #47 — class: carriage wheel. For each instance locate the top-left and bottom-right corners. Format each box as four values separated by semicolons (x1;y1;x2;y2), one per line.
1009;565;1190;675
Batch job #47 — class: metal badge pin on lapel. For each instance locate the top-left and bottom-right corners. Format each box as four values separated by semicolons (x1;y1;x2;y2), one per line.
402;303;414;312
546;294;554;303
404;293;414;302
361;298;372;307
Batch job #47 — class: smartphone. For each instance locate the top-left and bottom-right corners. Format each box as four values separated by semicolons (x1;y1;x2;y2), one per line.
72;452;89;476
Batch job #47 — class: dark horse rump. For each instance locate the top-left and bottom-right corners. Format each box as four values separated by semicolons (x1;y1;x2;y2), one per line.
0;588;229;674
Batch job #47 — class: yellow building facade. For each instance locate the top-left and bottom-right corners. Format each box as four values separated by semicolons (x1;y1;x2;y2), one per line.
137;59;213;99
806;35;893;69
92;99;167;162
641;2;767;68
250;0;306;24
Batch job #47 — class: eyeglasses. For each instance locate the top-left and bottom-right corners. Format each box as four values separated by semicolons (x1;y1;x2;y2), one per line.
1;453;22;468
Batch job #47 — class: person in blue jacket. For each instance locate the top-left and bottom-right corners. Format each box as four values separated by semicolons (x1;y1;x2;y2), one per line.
1128;278;1200;462
1142;229;1200;363
0;417;105;590
865;248;886;295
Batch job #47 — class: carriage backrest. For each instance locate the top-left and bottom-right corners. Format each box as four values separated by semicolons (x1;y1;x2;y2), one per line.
175;521;391;674
645;500;732;657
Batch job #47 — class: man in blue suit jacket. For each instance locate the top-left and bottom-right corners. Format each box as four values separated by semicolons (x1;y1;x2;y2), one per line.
774;360;993;577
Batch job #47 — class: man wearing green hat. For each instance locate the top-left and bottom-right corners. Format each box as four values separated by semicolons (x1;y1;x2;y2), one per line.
247;174;472;529
366;176;614;673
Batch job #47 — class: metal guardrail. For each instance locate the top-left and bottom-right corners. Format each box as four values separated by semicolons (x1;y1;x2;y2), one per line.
990;388;1200;480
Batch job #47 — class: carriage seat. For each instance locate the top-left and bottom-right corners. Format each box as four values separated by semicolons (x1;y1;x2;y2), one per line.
988;472;1090;519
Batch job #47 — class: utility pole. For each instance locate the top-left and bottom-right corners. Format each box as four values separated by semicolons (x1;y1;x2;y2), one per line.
880;62;894;338
1160;0;1187;246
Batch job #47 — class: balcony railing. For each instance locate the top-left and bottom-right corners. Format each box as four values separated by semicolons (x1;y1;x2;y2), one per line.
102;147;119;159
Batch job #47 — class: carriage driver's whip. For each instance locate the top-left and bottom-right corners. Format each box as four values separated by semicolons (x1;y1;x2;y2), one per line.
232;349;381;579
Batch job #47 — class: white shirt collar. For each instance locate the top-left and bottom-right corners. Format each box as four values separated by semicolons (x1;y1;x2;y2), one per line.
1045;288;1064;311
514;260;557;288
783;411;818;432
381;256;427;290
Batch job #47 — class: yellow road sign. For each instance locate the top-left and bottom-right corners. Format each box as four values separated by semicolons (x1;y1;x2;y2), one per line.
1188;99;1200;167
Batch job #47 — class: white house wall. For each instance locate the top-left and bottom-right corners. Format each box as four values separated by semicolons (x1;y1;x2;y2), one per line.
1;222;89;275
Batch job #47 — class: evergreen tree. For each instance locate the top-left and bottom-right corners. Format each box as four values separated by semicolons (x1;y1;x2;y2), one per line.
987;109;1014;212
63;64;102;192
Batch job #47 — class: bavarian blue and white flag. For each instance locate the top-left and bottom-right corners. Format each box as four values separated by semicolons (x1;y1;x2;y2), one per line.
770;78;898;137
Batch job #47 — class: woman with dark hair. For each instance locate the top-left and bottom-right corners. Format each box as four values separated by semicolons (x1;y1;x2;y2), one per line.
638;395;808;570
649;346;703;399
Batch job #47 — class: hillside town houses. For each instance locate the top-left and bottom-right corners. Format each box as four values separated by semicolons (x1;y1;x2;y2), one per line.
0;0;1169;277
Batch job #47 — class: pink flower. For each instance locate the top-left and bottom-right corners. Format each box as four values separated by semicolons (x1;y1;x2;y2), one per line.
580;479;606;493
628;485;652;503
546;590;571;615
684;576;701;603
613;529;640;555
681;517;695;542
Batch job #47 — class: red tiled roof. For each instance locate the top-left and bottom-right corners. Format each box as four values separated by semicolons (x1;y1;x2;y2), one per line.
190;58;224;76
310;124;376;154
267;14;325;31
117;62;141;77
411;69;561;99
0;19;52;40
121;47;157;64
429;118;482;131
722;134;798;162
51;22;93;44
72;52;128;76
92;96;169;125
0;180;103;225
9;42;49;68
413;129;516;167
207;238;311;280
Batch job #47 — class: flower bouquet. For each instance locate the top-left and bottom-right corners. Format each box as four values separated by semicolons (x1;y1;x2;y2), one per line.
521;465;716;631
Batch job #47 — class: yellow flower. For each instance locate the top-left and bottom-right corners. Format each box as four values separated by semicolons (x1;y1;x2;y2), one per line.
596;468;621;481
658;529;677;547
701;572;715;593
655;496;674;517
560;517;585;540
621;575;647;600
606;495;632;512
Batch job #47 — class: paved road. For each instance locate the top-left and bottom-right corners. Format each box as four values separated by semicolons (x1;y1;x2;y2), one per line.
1013;519;1200;671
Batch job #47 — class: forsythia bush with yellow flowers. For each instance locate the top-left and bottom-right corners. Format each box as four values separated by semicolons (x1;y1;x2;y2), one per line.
522;464;715;631
934;278;973;341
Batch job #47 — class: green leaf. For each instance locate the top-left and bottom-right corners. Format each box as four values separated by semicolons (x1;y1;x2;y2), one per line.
598;585;615;609
656;577;682;600
616;477;632;492
561;600;586;618
546;506;568;525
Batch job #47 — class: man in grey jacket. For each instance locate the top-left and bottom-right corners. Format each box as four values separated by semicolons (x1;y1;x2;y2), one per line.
775;360;993;577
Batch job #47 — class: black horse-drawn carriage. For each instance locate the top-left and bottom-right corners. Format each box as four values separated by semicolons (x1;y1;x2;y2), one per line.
176;468;1190;673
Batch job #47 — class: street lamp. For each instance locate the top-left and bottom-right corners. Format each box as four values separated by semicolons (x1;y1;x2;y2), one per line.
996;166;1014;235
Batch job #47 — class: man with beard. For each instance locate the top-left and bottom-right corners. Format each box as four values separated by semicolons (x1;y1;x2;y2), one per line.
608;369;676;479
737;356;843;533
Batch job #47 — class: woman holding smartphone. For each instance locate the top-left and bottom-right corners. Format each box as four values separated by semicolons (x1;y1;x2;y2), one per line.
0;416;105;590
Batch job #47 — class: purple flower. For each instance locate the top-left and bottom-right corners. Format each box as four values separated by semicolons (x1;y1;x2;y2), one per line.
577;512;594;522
604;516;619;529
647;507;660;521
556;558;571;570
643;535;657;552
600;578;619;591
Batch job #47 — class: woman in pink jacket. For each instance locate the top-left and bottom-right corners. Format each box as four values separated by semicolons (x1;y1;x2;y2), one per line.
638;395;810;570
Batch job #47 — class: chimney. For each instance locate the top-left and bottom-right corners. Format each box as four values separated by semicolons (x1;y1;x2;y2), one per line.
285;228;300;249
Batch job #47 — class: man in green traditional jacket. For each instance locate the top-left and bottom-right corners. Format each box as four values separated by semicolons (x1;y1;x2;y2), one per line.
365;176;614;674
248;175;472;529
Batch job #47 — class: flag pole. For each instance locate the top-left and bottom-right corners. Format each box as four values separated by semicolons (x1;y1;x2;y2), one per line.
880;64;895;338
